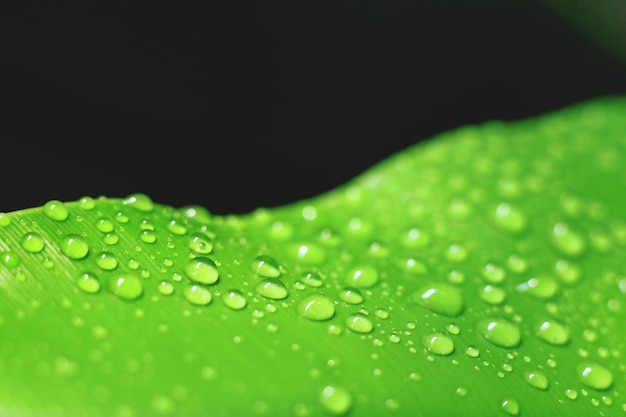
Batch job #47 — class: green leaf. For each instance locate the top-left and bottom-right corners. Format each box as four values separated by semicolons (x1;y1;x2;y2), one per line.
1;95;625;417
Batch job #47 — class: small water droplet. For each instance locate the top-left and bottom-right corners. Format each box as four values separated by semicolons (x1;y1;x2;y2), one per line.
184;257;219;285
345;313;374;334
536;320;570;346
61;235;90;260
402;227;430;248
319;385;353;416
167;219;187;236
480;285;507;305
446;243;467;262
410;282;464;317
555;260;580;284
301;271;324;287
44;200;69;221
222;289;247;310
96;251;118;271
158;280;174;296
338;287;364;304
109;274;143;301
524;370;549;390
492;203;527;234
140;229;157;244
184;284;213;306
551;222;586;257
0;213;12;227
256;278;288;300
346;265;379;288
251;255;281;278
577;361;613;390
501;398;520;415
189;233;213;255
506;254;528;274
1;252;21;268
477;318;521;348
465;346;480;358
565;389;578;400
422;333;455;356
123;193;154;212
482;263;506;284
21;232;45;253
77;272;101;294
297;294;335;321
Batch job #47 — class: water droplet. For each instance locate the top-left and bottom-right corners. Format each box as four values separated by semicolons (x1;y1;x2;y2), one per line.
182;205;212;224
140;230;157;244
506;254;528;274
346;265;379;288
565;389;578;400
184;284;213;306
482;263;506;284
189;233;213;255
96;251;118;271
402;228;430;248
77;272;101;294
446;243;467;262
480;285;506;305
123;193;154;212
577;361;613;390
21;232;45;253
477;318;521;348
345;313;374;334
297;294;335;321
492;203;527;234
516;276;559;300
465;346;480;358
103;233;119;245
78;196;95;209
158;280;174;296
1;252;21;268
0;213;12;227
291;242;326;264
524;370;549;390
251;255;281;278
167;219;187;236
410;282;464;317
61;235;89;260
551;222;586;257
455;387;468;396
501;398;520;415
222;289;247;310
109;274;143;301
422;333;455;356
301;271;323;287
43;200;69;221
555;260;580;284
256;278;288;300
319;385;353;416
339;287;364;304
536;320;570;346
184;257;219;285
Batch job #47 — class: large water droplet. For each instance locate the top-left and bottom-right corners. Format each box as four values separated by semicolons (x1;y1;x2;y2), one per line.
524;370;549;390
410;282;464;317
43;200;69;221
297;294;335;321
339;287;364;305
551;222;586;257
185;257;219;285
77;272;101;294
21;232;45;253
109;274;143;301
577;361;613;390
189;233;213;255
345;313;374;334
256;278;288;300
501;398;520;415
422;333;455;355
96;251;118;270
222;289;247;310
536;320;570;346
319;385;353;416
184;284;213;306
61;235;89;260
346;265;379;288
123;193;154;212
477;318;521;348
251;255;281;278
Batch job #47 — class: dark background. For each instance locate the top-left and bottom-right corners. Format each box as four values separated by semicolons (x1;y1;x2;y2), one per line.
2;1;626;215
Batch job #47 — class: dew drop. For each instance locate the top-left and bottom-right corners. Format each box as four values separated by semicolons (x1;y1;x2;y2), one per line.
301;271;323;287
577;361;613;390
516;276;559;300
140;230;157;244
555;260;580;284
123;193;154;212
184;257;219;285
551;222;586;257
109;274;143;301
524;370;549;390
158;280;174;296
345;313;374;334
565;389;578;400
21;232;45;253
256;278;288;300
182;205;212;224
402;227;430;248
536;320;570;346
222;289;247;310
319;385;353;416
184;284;213;306
251;255;281;278
166;219;187;236
492;203;527;234
339;287;364;304
446;243;467;262
96;252;118;271
422;333;455;356
477;318;521;348
346;265;379;288
482;263;506;284
480;285;506;305
43;200;69;221
1;252;21;268
297;294;335;321
291;242;326;264
465;346;480;358
0;213;12;227
188;233;214;255
410;282;464;317
61;235;89;260
501;398;520;415
77;272;101;294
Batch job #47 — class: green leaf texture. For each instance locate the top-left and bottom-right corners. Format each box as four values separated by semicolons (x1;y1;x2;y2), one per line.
1;96;625;417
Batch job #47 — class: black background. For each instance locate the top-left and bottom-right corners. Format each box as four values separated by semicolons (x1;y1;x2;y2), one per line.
2;1;626;215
